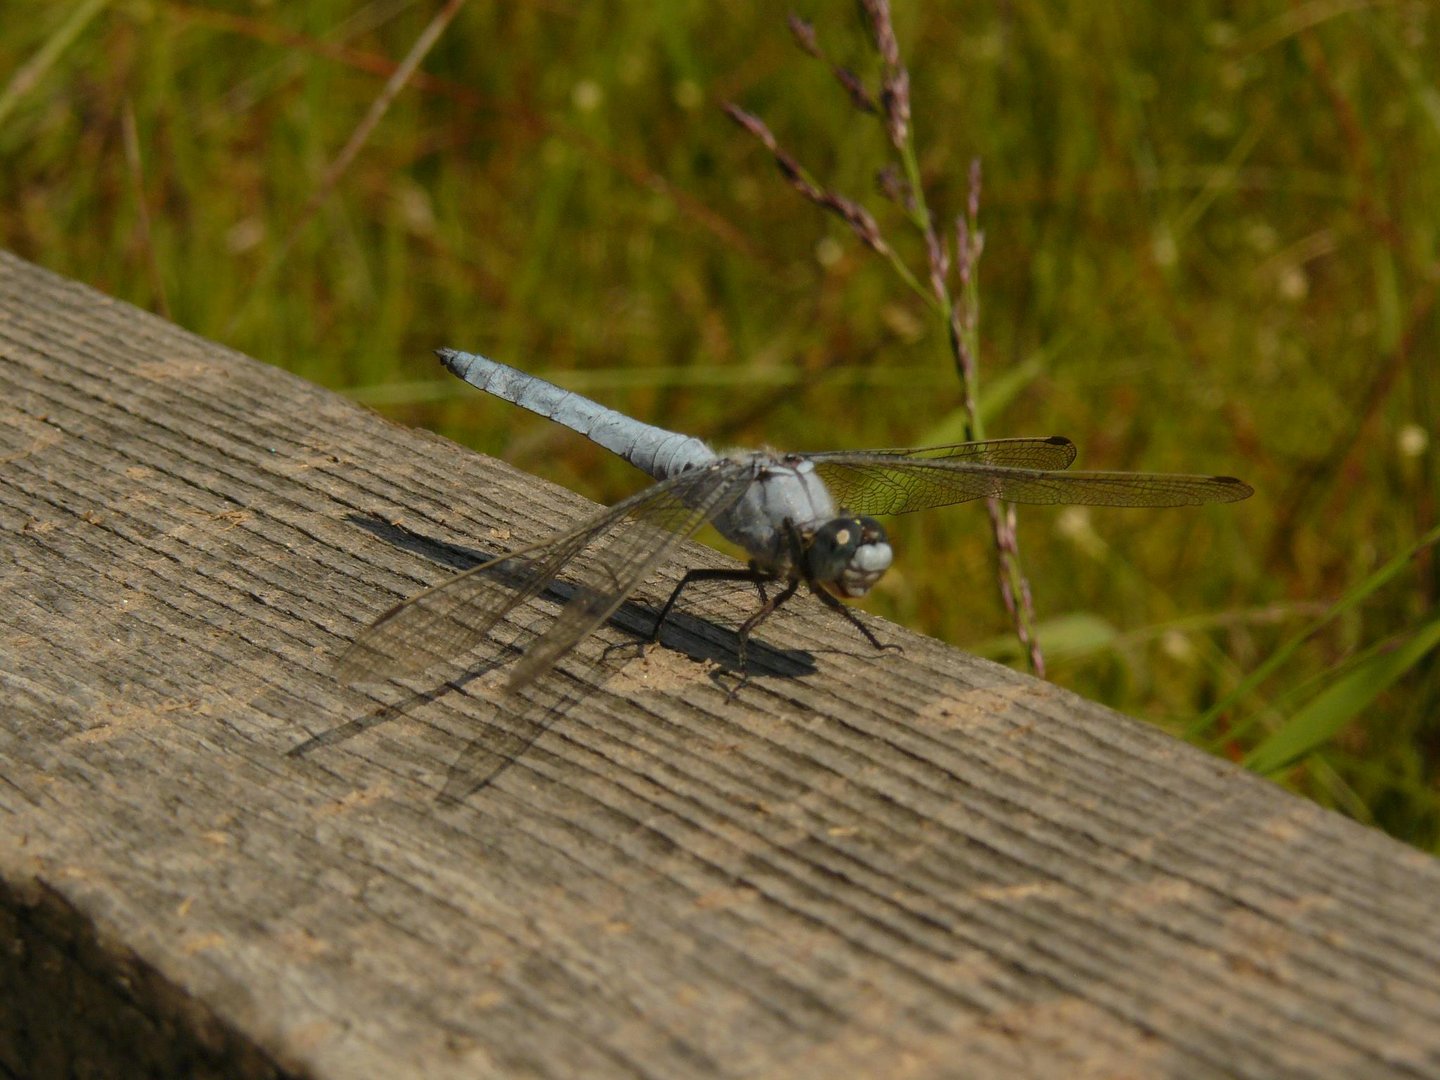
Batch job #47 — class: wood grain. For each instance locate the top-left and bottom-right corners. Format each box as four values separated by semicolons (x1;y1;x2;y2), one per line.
2;250;1438;1078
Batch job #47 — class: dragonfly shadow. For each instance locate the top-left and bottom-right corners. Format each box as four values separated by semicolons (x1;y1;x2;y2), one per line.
604;597;819;685
343;511;500;575
298;512;819;801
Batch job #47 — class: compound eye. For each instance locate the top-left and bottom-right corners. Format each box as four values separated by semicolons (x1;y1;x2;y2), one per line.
805;519;858;581
821;519;861;554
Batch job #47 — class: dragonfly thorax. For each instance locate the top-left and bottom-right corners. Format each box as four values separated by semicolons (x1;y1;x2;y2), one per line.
712;452;841;570
805;516;892;599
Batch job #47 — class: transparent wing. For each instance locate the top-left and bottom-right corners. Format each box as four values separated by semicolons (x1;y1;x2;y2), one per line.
810;445;1251;516
806;437;1075;516
810;436;1078;469
337;461;753;689
503;463;753;689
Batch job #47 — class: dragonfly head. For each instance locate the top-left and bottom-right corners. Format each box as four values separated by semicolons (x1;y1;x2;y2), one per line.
806;516;892;599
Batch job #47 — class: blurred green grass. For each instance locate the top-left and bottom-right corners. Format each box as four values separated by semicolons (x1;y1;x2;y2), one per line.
2;1;1436;847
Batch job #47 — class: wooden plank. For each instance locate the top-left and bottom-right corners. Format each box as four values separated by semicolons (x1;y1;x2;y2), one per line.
1;248;1437;1079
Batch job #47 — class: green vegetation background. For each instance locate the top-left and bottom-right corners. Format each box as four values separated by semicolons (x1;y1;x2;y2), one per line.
3;1;1436;847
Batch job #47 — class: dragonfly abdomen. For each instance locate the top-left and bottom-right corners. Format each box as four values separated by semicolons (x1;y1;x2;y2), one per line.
438;349;716;481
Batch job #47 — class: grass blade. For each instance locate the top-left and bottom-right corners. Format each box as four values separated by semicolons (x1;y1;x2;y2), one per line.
1187;522;1440;742
1245;614;1440;776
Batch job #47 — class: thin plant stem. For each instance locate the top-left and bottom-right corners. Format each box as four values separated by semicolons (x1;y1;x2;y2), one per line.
726;4;1046;673
226;0;468;336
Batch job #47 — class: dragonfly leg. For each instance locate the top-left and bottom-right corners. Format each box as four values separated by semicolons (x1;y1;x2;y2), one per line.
812;587;901;655
714;576;801;701
733;577;800;668
651;566;772;643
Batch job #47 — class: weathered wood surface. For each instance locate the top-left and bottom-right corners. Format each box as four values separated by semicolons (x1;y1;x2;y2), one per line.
1;248;1438;1079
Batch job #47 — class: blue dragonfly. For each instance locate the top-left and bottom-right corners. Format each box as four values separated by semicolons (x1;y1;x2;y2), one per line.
339;350;1251;689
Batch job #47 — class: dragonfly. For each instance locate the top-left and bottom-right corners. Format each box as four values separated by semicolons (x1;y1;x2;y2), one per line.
338;349;1252;689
